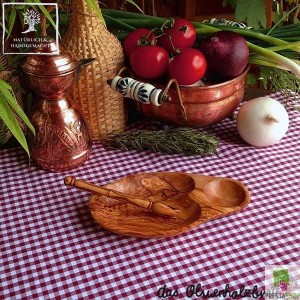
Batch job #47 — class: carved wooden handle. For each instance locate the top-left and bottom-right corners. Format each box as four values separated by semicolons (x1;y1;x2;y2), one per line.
108;76;170;106
64;176;179;218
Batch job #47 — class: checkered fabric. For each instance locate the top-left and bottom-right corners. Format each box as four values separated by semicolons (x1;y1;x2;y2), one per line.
1;92;299;300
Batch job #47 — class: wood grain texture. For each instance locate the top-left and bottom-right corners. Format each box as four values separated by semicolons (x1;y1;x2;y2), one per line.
88;172;250;238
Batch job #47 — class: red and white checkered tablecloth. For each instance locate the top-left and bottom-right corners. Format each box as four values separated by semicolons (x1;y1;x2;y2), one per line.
1;92;299;300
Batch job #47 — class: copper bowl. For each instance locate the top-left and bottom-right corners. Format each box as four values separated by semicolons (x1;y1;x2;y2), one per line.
134;66;249;127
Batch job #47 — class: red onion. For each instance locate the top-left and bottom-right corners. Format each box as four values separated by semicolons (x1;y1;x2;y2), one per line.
199;31;249;82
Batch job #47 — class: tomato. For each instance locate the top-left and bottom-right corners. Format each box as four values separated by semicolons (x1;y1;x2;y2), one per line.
123;28;155;59
158;18;196;54
130;45;169;79
168;48;207;85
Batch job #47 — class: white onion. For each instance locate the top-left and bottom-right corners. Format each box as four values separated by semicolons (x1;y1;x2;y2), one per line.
236;96;289;147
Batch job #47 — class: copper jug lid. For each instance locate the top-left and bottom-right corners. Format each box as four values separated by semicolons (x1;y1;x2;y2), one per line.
22;37;78;76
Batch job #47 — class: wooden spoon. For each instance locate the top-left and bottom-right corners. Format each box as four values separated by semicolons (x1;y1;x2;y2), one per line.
64;176;199;220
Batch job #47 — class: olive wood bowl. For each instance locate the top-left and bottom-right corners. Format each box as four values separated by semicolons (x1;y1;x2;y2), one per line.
87;172;250;238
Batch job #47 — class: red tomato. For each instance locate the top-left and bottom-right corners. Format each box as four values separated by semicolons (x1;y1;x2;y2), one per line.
130;45;169;79
123;28;154;59
168;48;207;85
159;18;196;53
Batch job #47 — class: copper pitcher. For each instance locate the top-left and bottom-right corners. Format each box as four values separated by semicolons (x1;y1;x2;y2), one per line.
22;38;94;172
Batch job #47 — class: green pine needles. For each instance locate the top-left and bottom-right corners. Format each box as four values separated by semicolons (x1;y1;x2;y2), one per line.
104;127;219;156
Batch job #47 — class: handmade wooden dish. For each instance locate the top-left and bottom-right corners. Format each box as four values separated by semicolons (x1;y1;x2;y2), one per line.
64;172;250;238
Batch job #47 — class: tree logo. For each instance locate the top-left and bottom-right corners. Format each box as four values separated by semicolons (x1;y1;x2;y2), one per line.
2;2;59;55
22;9;41;34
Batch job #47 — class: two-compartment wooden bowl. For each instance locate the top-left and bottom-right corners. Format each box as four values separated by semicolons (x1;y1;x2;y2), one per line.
85;172;250;238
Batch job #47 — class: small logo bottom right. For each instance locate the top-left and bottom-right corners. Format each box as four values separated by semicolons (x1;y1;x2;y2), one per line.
265;265;300;299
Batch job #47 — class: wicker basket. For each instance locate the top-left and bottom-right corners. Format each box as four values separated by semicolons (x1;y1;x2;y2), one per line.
61;0;126;140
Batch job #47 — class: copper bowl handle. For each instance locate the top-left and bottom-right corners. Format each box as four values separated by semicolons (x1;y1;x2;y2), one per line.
108;67;187;121
162;78;187;122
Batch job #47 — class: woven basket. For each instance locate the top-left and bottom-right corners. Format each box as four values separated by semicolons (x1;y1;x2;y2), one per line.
0;54;25;144
61;0;126;140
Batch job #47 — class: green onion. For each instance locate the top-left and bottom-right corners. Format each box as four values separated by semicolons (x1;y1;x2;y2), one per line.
248;42;300;77
194;23;292;47
103;14;136;31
